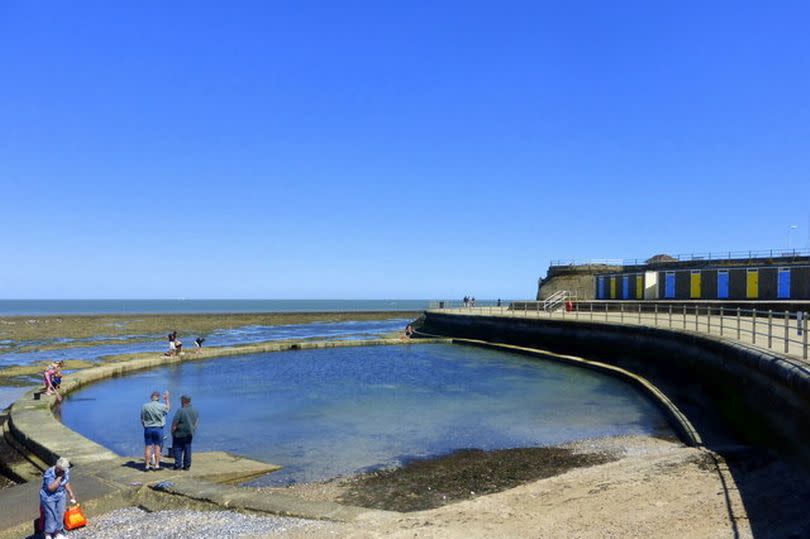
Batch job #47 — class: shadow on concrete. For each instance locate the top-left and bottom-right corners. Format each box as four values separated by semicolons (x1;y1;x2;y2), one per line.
661;383;810;538
120;459;149;471
718;447;810;539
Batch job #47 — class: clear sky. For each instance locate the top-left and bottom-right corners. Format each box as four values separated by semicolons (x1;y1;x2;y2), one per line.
1;1;809;299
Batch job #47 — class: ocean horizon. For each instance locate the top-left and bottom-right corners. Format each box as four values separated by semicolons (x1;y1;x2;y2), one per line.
0;299;497;316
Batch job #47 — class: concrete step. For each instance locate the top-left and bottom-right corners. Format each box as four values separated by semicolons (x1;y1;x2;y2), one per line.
0;412;47;483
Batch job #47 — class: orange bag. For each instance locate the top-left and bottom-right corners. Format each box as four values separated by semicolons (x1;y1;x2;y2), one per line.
64;503;87;530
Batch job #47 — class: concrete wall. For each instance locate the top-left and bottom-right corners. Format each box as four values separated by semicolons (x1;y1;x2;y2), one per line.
420;312;810;465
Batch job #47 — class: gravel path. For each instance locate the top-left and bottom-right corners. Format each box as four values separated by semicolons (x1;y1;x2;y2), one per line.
67;508;330;539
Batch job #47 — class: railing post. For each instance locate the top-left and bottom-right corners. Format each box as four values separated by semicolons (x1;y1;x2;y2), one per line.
683;305;687;329
768;310;773;349
804;312;808;360
707;306;711;332
753;308;757;344
590;302;593;321
669;305;672;327
784;311;789;353
695;305;699;331
605;302;609;321
654;304;658;326
620;302;624;323
720;306;724;336
737;307;741;339
638;303;641;324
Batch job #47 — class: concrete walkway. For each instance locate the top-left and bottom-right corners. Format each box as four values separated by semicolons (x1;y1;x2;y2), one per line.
431;306;810;363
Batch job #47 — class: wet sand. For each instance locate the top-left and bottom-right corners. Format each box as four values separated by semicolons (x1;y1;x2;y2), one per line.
75;435;810;538
0;311;419;345
273;436;767;538
264;441;624;512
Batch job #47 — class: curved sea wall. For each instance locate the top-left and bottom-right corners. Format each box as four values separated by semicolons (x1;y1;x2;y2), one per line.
420;312;810;463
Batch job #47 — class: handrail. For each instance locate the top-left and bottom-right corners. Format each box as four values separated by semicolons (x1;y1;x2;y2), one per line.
549;248;810;268
542;290;568;312
427;301;810;362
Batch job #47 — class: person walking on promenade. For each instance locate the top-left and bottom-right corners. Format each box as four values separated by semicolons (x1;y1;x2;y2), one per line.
39;456;77;539
171;395;199;470
141;390;170;471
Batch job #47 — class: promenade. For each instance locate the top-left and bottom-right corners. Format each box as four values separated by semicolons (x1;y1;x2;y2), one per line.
428;302;810;363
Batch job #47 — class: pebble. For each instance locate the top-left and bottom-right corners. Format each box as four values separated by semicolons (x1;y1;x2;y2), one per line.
68;507;330;538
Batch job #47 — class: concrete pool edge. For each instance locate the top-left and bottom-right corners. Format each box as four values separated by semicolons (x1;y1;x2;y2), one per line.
2;337;445;535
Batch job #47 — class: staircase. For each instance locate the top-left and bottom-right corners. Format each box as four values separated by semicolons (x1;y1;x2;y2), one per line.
542;290;571;312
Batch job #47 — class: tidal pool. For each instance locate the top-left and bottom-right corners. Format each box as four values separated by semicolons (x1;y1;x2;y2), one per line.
59;343;673;485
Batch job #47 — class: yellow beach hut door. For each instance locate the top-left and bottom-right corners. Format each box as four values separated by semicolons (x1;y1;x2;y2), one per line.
690;271;701;299
746;269;759;299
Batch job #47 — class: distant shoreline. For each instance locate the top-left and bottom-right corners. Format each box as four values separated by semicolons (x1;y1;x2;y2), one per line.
0;299;437;317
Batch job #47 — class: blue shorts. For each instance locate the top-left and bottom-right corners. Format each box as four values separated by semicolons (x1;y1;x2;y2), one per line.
144;426;163;446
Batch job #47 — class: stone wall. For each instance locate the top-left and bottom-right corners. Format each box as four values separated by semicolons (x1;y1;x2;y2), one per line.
537;264;622;300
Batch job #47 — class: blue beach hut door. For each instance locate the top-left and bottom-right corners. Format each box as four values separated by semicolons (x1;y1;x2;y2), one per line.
622;275;631;299
664;272;675;299
597;277;605;299
717;271;729;299
778;268;791;299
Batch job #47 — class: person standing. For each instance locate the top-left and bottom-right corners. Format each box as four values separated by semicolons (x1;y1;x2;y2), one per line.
39;456;77;539
171;395;199;470
141;390;170;471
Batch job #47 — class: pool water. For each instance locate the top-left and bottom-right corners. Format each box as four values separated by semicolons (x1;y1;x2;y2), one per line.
59;343;673;485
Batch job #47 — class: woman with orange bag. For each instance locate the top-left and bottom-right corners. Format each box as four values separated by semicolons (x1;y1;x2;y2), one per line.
39;457;78;539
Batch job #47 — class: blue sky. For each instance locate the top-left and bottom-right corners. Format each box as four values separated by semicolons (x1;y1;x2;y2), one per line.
1;1;808;299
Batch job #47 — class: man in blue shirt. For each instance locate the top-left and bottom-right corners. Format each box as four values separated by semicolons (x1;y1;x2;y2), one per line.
141;390;170;471
39;457;77;539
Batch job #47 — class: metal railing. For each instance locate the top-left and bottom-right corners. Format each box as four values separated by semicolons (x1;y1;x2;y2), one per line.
429;300;809;361
542;290;569;312
428;300;508;310
549;248;810;268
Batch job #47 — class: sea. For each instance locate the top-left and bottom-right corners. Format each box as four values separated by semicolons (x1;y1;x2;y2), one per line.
0;299;449;316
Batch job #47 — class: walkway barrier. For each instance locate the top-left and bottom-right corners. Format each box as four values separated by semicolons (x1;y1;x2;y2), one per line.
550;247;810;268
428;300;810;361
